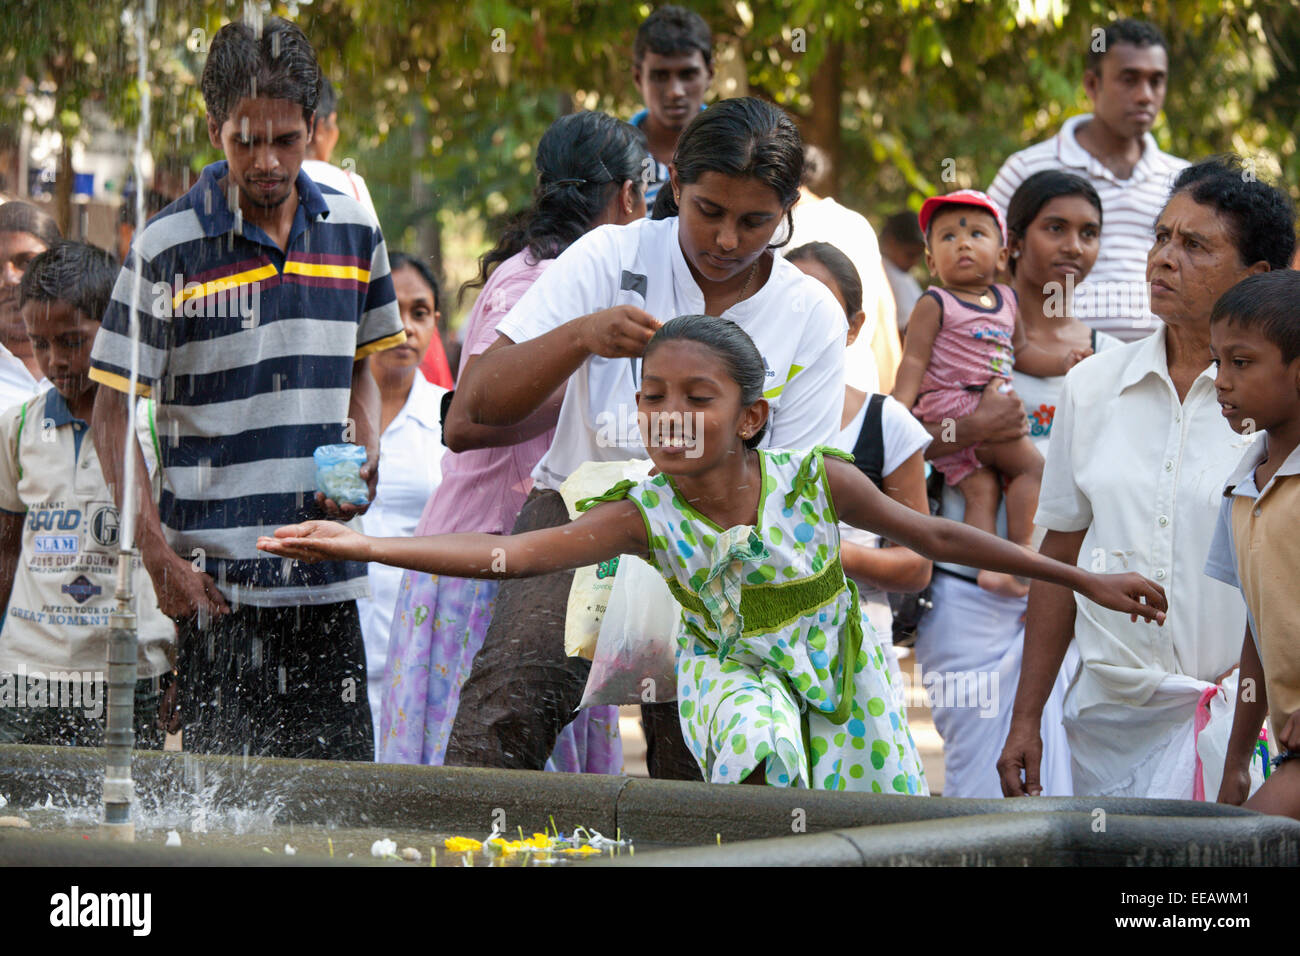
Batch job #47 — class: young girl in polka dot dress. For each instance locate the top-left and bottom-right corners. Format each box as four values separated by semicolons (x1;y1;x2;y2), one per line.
260;315;1168;793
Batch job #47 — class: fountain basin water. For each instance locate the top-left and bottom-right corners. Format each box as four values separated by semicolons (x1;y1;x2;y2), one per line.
1;744;1295;866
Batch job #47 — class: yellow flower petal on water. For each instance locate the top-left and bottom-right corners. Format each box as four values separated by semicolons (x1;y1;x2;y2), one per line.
561;844;602;855
443;837;483;853
486;838;528;855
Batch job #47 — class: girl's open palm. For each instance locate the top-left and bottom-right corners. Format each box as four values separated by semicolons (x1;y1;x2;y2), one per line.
1083;571;1167;624
257;521;368;564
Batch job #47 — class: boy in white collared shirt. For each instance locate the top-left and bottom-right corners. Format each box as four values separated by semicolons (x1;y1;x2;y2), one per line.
0;241;173;747
1204;271;1300;820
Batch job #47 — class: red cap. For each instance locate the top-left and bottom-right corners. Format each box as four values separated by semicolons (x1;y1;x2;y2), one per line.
918;189;1006;244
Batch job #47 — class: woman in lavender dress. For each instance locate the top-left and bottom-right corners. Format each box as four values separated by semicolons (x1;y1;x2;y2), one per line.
379;112;648;768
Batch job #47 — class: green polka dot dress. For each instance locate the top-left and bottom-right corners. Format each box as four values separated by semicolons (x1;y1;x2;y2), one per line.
585;447;928;794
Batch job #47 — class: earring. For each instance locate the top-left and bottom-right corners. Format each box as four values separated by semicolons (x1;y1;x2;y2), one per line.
1012;250;1021;258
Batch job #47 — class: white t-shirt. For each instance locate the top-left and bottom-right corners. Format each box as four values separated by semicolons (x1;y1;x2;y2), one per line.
784;195;887;394
0;390;172;678
356;374;448;754
496;216;848;490
0;344;45;414
302;159;380;227
835;392;932;554
834;392;932;638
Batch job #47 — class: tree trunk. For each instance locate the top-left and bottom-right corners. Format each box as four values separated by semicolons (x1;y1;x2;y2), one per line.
409;97;444;327
55;129;73;238
807;38;843;197
51;58;74;237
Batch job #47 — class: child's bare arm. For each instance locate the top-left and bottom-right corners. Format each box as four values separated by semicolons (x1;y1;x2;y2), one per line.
1013;339;1091;378
1010;311;1092;378
825;457;1166;622
891;294;943;411
0;511;24;614
258;499;649;578
1218;624;1268;806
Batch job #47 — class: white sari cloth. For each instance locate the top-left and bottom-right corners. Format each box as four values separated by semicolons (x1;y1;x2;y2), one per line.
915;573;1076;798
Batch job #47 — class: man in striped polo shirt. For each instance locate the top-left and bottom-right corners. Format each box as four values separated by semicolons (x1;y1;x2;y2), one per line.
988;19;1188;343
89;18;404;761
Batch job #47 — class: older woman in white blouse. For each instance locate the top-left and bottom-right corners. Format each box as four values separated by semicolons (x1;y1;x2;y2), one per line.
998;157;1296;799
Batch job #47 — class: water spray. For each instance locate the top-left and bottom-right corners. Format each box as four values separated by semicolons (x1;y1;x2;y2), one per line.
101;0;155;843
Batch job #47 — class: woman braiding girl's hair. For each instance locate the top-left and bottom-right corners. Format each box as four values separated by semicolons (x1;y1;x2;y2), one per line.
262;315;1169;792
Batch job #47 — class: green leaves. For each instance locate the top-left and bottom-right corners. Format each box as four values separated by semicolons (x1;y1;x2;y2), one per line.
2;0;1294;298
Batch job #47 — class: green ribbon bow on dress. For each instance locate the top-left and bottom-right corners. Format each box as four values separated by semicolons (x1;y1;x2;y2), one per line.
698;525;770;661
783;445;856;511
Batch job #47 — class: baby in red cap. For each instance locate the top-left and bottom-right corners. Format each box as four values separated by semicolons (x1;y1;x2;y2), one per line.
892;189;1090;597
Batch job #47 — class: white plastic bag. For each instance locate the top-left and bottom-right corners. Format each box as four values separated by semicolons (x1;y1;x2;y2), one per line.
559;459;655;660
1195;669;1267;801
578;554;681;708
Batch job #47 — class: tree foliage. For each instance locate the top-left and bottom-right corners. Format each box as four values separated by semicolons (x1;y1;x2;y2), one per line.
2;0;1296;280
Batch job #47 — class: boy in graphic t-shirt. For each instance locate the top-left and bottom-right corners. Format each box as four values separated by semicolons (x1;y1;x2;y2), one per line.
0;241;173;747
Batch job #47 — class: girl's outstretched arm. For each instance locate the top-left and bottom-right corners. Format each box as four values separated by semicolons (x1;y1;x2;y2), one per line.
825;458;1167;623
256;500;649;579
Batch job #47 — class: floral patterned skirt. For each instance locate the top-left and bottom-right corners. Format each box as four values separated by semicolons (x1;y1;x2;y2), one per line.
379;570;622;774
677;613;928;794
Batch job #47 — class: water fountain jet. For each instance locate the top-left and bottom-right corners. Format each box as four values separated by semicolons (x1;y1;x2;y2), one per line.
99;0;155;844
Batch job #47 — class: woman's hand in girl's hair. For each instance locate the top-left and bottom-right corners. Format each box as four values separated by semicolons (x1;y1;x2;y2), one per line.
257;521;370;564
1078;571;1167;625
577;305;662;358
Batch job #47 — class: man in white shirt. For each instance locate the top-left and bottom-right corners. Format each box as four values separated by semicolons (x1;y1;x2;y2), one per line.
785;145;895;393
301;78;380;226
987;19;1188;343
